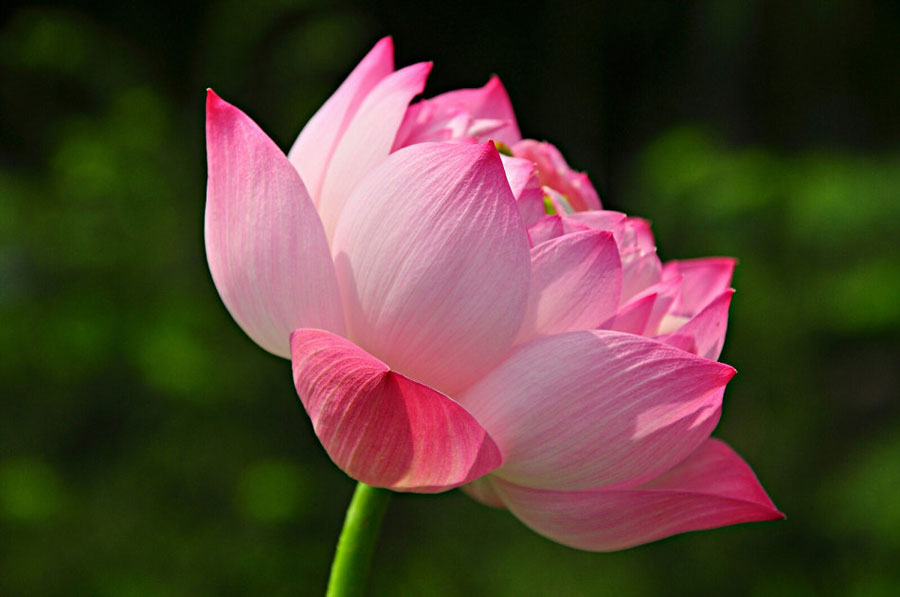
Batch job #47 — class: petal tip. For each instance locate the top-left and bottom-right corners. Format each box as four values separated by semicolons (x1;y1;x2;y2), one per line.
478;139;503;162
485;74;502;89
205;88;226;111
375;35;393;49
205;89;240;128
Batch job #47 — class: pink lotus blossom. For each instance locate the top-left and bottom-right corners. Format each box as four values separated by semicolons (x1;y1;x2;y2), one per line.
205;37;782;551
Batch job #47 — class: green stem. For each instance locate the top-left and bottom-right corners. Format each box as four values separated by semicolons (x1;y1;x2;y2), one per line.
326;483;392;597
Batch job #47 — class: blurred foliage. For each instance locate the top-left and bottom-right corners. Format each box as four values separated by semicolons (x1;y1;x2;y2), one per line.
1;0;898;595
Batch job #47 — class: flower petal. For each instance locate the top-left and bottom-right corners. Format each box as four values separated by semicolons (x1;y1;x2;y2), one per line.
461;477;506;508
516;230;622;344
663;257;736;316
640;276;682;336
614;218;657;297
512;140;601;211
291;329;502;492
499;155;544;227
528;215;565;246
205;90;345;357
332;142;531;395
659;289;734;361
392;75;519;147
287;37;394;203
500;154;538;201
563;210;626;232
602;292;657;334
317;62;432;240
421;75;521;145
491;439;783;551
457;330;735;490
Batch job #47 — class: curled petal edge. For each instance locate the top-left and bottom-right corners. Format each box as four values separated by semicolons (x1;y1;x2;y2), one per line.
291;329;502;493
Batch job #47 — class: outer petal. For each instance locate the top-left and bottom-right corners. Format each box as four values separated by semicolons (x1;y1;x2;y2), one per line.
205;91;345;357
662;257;736;316
287;37;394;203
317;62;433;240
659;289;734;361
332;142;531;395
291;329;501;492
457;330;735;490
491;439;784;551
515;230;622;344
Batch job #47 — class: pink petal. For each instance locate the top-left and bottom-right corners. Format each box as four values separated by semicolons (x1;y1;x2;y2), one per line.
560;217;592;235
457;330;735;490
563;210;627;232
528;215;565;246
616;218;663;304
602;292;657;334
317;61;432;240
517;190;546;229
287;37;394;203
516;230;623;344
613;217;656;254
500;154;539;201
499;155;545;227
460;477;506;509
491;439;783;551
659;289;734;361
205;90;345;357
641;276;682;336
291;329;501;492
420;75;522;146
331;142;531;395
512;139;601;211
620;250;663;305
662;257;737;316
543;187;575;214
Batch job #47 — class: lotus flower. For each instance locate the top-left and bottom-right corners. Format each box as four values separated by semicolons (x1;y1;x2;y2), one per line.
205;37;782;551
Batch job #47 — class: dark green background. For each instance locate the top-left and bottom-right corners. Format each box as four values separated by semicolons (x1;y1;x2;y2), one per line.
2;0;898;594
